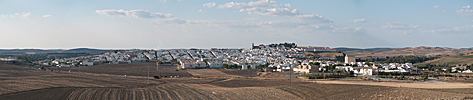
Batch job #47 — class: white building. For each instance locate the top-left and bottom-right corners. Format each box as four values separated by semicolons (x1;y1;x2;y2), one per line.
81;61;94;66
179;60;207;69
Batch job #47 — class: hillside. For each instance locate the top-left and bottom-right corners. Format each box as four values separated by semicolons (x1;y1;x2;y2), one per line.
415;54;473;66
334;47;394;53
303;52;344;58
0;48;112;55
344;46;473;59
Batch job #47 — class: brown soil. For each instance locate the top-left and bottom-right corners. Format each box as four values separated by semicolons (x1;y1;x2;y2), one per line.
61;62;193;77
1;62;472;100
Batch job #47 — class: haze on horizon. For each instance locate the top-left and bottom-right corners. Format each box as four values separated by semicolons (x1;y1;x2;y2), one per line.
1;0;472;49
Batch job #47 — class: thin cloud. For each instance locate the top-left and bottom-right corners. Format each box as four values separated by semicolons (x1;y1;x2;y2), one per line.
239;8;300;16
456;9;473;16
217;0;291;8
203;2;216;8
96;9;172;18
382;22;419;30
21;12;30;18
462;5;470;9
43;15;52;18
349;19;367;23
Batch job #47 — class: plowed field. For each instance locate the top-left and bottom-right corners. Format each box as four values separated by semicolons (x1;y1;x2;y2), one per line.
1;62;472;100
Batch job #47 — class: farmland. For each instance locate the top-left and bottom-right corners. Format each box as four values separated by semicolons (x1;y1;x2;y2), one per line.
1;62;473;100
416;54;473;66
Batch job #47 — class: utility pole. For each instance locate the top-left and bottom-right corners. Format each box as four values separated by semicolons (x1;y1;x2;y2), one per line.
79;66;80;75
290;65;292;85
247;65;250;79
148;65;150;84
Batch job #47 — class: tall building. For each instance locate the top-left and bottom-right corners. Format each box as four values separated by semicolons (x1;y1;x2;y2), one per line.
345;55;356;64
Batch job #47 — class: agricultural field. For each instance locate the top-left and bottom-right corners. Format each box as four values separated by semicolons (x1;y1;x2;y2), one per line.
416;54;473;66
61;62;260;78
62;62;193;77
1;62;473;100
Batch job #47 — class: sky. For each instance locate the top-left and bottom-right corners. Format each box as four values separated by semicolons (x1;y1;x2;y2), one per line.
1;0;472;49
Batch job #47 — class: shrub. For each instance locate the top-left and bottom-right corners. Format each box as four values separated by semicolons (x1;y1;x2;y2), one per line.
421;75;428;80
153;76;161;79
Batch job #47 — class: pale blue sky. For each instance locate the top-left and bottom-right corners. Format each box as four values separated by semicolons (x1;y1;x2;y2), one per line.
1;0;472;49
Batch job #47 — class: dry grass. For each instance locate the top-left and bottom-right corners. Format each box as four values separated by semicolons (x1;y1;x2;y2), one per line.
416;54;473;65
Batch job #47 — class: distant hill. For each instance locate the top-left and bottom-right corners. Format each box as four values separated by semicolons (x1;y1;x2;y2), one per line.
461;47;473;50
334;47;394;53
0;48;113;55
415;54;473;66
341;46;473;59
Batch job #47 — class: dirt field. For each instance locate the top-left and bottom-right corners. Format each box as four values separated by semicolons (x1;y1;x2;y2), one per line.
416;54;473;65
316;80;473;89
62;62;193;77
1;62;473;100
61;62;260;78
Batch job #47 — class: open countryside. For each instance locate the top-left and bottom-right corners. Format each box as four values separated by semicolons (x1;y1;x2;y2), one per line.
1;43;473;100
2;0;473;100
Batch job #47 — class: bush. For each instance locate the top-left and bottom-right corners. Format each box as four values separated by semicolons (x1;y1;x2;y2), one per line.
153;76;161;79
176;69;180;71
421;75;428;80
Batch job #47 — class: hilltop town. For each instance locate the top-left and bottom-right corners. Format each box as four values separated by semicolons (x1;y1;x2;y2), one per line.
1;43;473;100
2;43;465;78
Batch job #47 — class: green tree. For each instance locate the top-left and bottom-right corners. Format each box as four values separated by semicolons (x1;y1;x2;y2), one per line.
349;71;354;76
223;64;228;68
232;64;237;69
365;62;373;66
157;60;164;64
447;66;452;73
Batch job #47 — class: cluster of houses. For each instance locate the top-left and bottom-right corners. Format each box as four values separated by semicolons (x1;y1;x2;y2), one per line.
0;56;17;61
171;44;337;70
35;50;153;67
432;64;473;73
266;59;418;76
28;43;473;75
